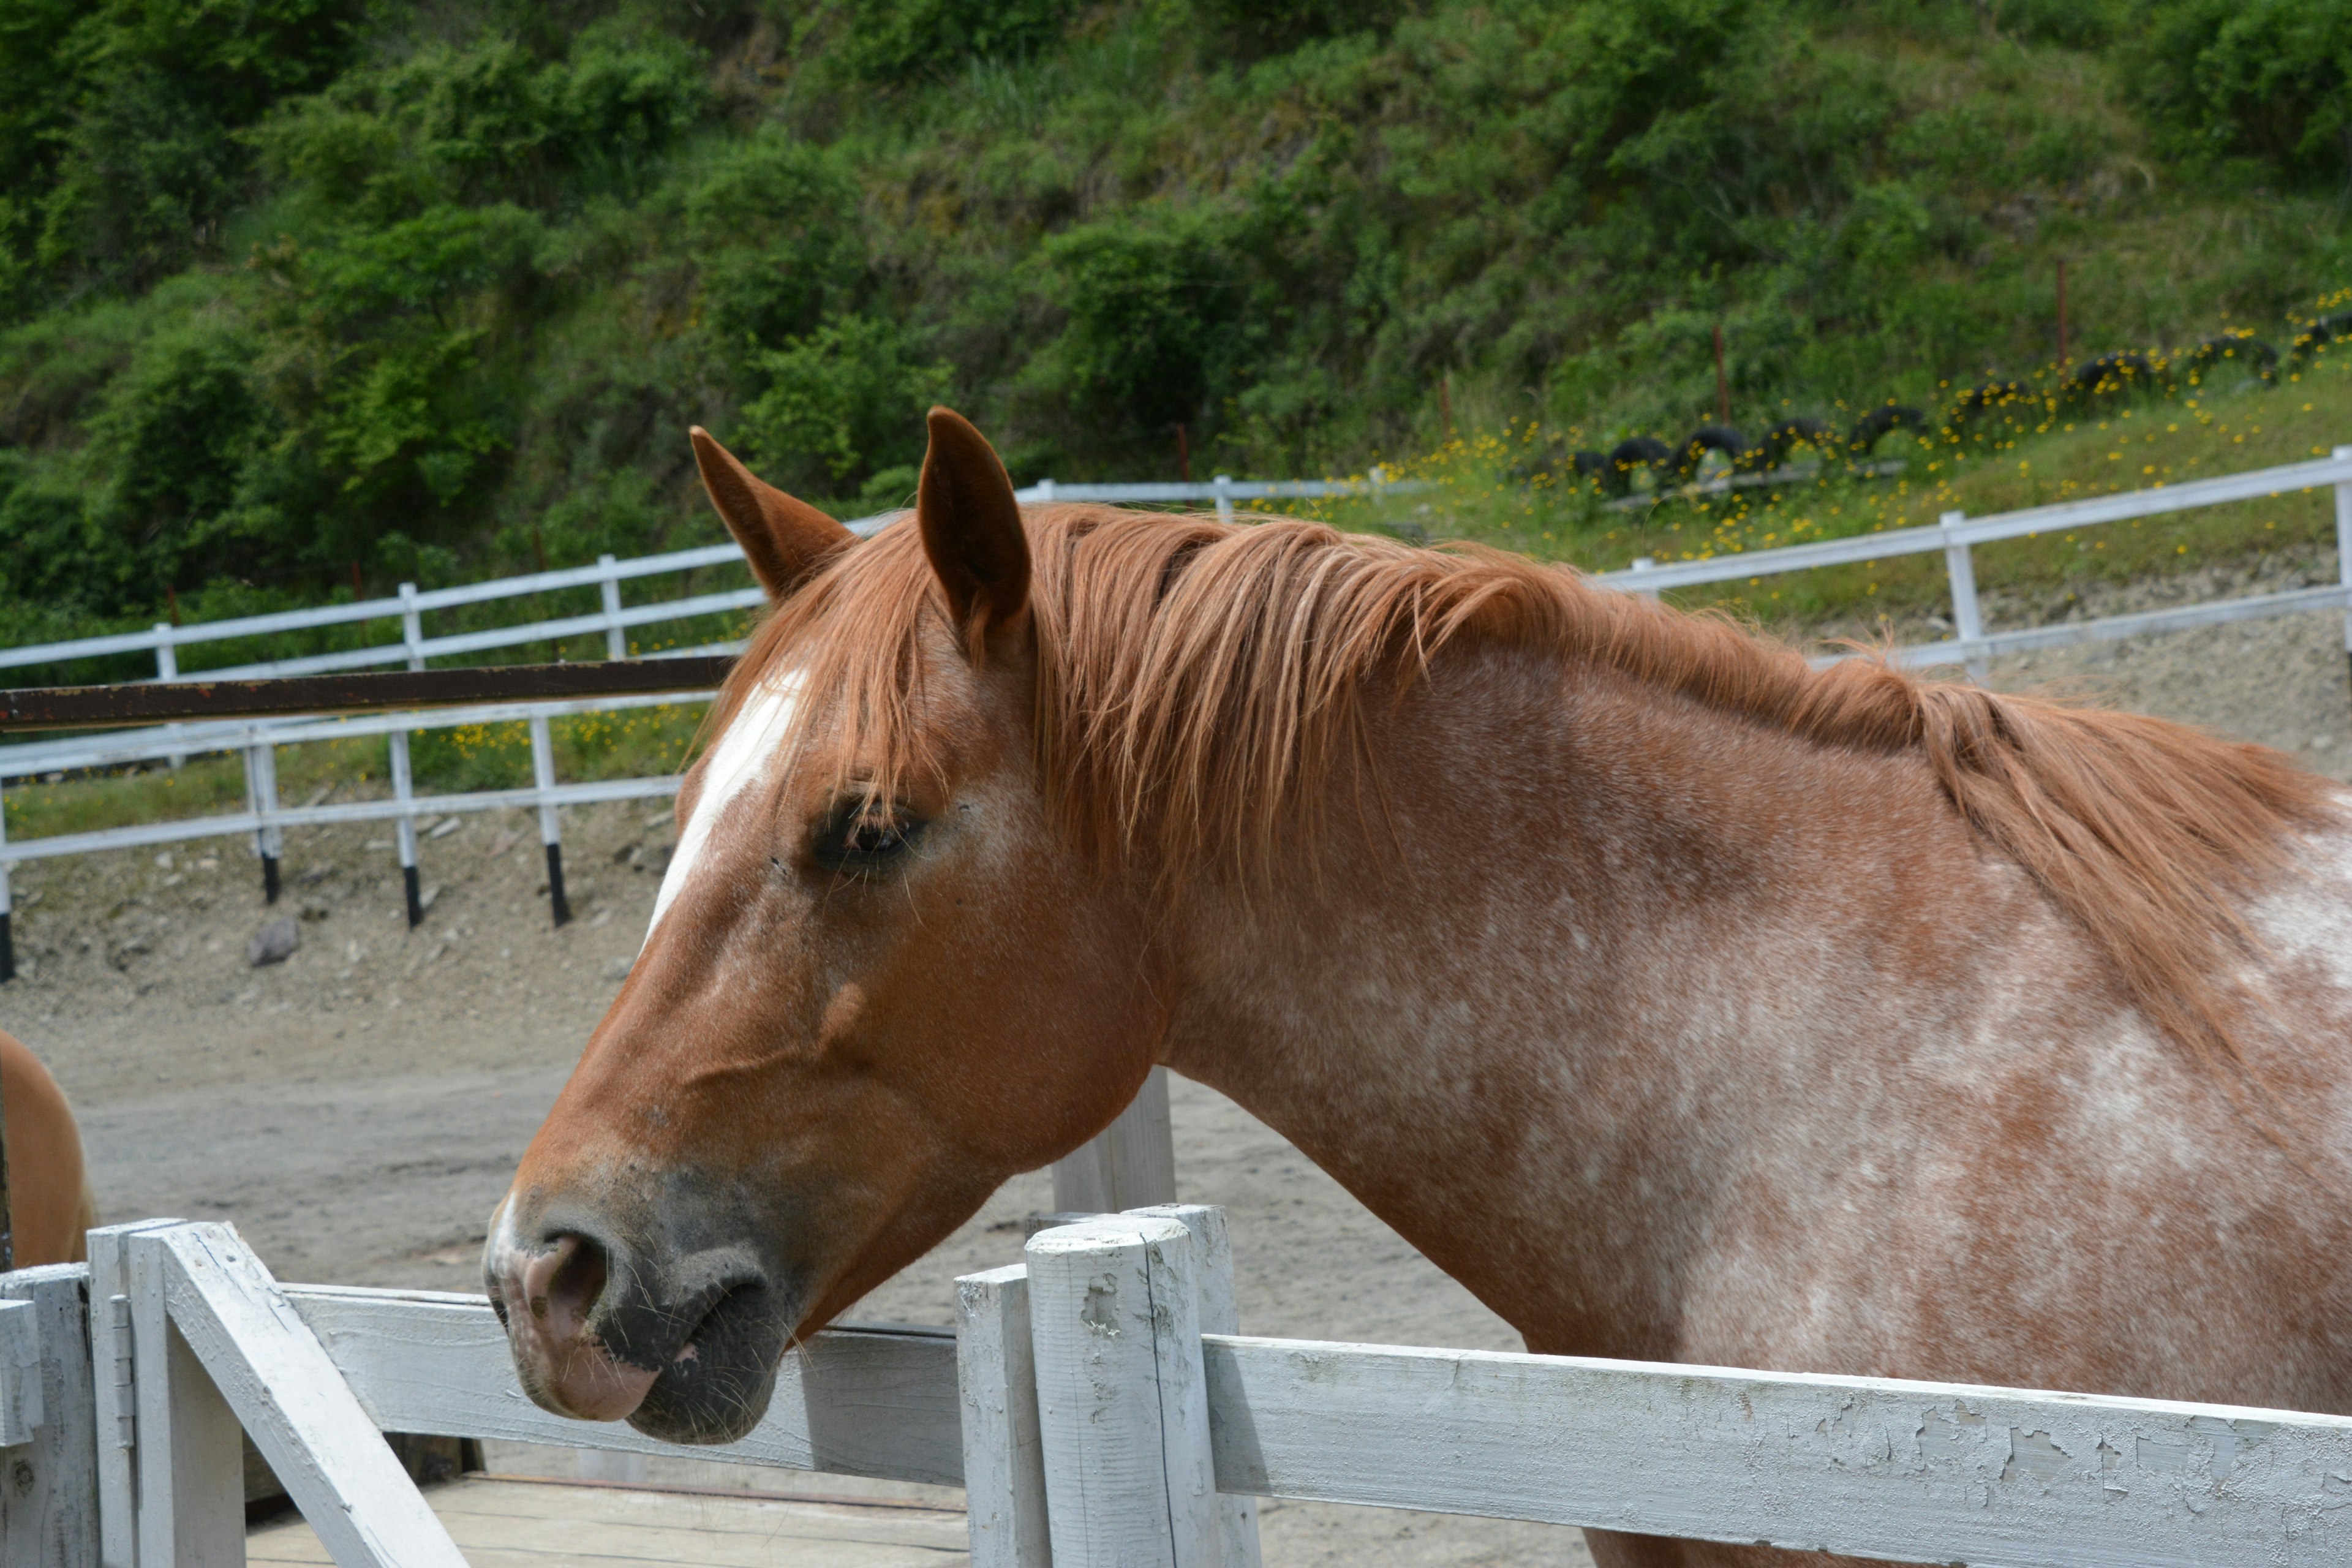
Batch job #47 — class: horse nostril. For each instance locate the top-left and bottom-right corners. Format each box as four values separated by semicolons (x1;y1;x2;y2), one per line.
521;1233;611;1343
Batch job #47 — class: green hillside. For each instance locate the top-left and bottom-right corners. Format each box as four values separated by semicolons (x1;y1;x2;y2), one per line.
2;0;2349;650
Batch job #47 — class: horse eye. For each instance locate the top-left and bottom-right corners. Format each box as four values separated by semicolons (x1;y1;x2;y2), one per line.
815;802;921;872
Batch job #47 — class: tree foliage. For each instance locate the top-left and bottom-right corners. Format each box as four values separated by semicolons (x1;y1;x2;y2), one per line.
0;0;2347;635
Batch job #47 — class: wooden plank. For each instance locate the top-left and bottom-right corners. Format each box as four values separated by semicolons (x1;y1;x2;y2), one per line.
1201;1335;2352;1568
1025;1215;1220;1568
0;658;736;733
137;1224;466;1568
88;1221;181;1568
249;1479;970;1567
0;1264;99;1568
284;1285;967;1488
953;1265;1047;1568
1050;1066;1175;1213
129;1229;244;1568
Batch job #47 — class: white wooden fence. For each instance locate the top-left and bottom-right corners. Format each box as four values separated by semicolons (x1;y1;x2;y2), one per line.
2;1208;2346;1567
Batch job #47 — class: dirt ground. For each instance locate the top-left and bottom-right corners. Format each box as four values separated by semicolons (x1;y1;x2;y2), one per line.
10;557;2352;1566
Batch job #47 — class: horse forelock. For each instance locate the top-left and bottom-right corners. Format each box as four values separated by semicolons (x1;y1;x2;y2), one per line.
709;502;2339;1081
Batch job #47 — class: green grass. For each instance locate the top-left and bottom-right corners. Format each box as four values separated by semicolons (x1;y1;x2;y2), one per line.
1283;331;2352;634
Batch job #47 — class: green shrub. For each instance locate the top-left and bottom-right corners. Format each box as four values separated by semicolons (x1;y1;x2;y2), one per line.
737;315;951;496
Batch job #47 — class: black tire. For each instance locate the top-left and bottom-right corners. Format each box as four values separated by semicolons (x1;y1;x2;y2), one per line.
1606;436;1673;496
1675;424;1747;481
2067;352;2155;401
1747;417;1831;472
2179;334;2279;385
1847;404;1928;456
1948;380;2030;423
1569;450;1613;490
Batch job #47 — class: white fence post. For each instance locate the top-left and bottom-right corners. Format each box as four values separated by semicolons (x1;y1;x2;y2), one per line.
598;554;625;661
151;626;184;770
1940;510;1988;683
1;1262;100;1567
1213;475;1234;524
2334;445;2352;690
394;581;426;925
955;1264;1050;1568
1629;556;1659;600
1126;1205;1261;1568
126;1229;241;1567
89;1221;179;1568
1052;1065;1176;1213
1025;1213;1221;1568
389;730;422;927
530;714;570;928
248;742;283;905
129;1224;467;1568
0;779;13;984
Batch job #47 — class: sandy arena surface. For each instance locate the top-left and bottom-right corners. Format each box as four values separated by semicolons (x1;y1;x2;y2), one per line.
9;549;2352;1565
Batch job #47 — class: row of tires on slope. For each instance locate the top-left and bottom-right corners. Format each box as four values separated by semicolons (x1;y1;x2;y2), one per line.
1545;319;2340;499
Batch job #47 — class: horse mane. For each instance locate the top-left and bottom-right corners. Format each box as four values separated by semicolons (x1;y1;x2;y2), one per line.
722;503;2338;1077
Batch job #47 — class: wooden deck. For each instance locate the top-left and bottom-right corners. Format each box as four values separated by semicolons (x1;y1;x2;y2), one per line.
247;1475;970;1566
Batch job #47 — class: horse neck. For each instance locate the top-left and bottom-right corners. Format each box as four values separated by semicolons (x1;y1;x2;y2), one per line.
1152;643;2029;1358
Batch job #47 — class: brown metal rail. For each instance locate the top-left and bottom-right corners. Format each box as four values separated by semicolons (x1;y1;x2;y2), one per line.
0;657;736;733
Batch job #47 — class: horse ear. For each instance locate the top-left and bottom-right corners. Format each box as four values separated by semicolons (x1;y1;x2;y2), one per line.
688;427;853;600
916;406;1030;641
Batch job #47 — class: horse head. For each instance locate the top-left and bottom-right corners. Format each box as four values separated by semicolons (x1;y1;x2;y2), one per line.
483;409;1160;1442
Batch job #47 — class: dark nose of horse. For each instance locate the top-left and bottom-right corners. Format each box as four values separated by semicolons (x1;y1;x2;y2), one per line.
497;1231;660;1422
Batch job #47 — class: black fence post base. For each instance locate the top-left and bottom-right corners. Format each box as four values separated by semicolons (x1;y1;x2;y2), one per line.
545;843;571;929
262;854;281;905
0;911;13;983
404;865;424;928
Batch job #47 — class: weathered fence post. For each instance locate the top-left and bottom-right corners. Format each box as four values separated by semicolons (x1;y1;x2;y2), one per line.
2333;446;2352;692
127;1229;242;1567
1629;556;1660;600
0;1262;99;1568
89;1221;178;1568
390;730;423;927
1051;1065;1175;1213
394;580;428;926
1025;1213;1221;1568
530;714;570;928
1126;1204;1262;1568
955;1263;1049;1568
151;627;184;771
1213;474;1235;524
1939;509;1988;683
599;554;626;661
247;742;283;904
0;778;13;984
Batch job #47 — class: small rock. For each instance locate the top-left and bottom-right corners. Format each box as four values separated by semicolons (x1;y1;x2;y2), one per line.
247;918;300;967
301;899;333;922
364;839;393;851
154;851;174;870
428;816;463;840
488;829;520;858
601;957;633;982
418;884;441;914
643;810;674;829
195;857;219;872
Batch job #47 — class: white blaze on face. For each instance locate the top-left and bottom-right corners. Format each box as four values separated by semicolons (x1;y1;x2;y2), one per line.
646;673;804;942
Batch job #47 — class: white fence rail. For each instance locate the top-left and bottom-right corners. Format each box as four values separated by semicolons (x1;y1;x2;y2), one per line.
4;1209;2343;1567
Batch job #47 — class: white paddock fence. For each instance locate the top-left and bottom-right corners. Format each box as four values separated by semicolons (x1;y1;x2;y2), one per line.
0;473;1421;964
5;448;2352;965
1;1208;2345;1567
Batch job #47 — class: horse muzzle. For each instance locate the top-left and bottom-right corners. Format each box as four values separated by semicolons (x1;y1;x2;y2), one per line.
483;1194;799;1444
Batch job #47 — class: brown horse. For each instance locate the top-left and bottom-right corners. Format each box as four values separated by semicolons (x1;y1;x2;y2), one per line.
0;1029;96;1267
488;409;2352;1568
